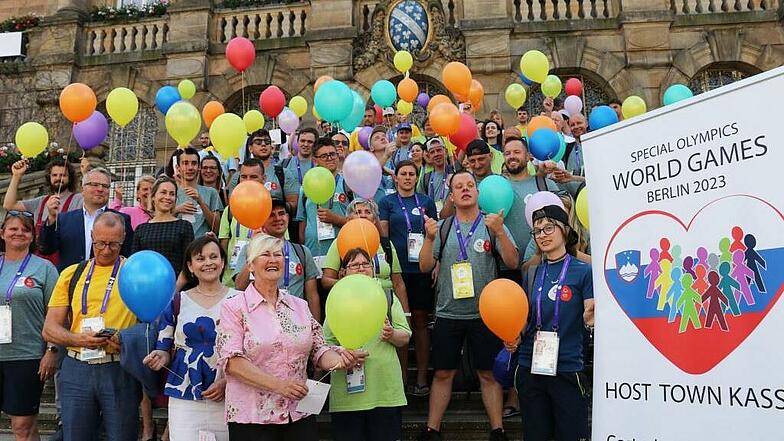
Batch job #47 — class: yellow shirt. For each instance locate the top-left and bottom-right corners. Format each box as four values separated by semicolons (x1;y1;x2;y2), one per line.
48;260;137;353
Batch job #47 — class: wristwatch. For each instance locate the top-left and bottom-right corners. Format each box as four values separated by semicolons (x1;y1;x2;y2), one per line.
46;345;58;353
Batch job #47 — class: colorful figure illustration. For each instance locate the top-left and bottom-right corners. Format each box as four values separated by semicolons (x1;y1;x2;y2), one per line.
659;238;673;262
677;273;703;334
656;259;673;311
731;250;756;307
718;262;741;316
718;237;732;263
644;248;661;299
707;253;719;271
696;246;708;266
744;234;767;293
682;256;696;278
671;244;683;267
702;271;730;331
729;226;746;253
692;265;709;295
667;267;683;323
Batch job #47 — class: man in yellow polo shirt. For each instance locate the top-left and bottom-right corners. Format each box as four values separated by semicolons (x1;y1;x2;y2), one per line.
43;211;139;441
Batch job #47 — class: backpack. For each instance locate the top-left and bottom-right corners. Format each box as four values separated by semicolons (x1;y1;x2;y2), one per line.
436;215;501;275
535;175;548;192
66;260;91;322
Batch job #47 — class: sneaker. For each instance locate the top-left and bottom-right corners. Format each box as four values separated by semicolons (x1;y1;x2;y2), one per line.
489;428;508;441
411;383;430;397
416;426;442;441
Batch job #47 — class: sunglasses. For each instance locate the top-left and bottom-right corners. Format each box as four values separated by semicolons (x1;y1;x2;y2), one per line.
252;138;272;145
6;210;33;219
333;140;349;147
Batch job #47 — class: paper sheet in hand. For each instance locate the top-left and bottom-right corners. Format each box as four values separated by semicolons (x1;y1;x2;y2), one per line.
295;379;331;415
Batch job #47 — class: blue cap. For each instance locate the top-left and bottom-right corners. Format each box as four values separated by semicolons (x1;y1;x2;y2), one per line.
396;122;412;132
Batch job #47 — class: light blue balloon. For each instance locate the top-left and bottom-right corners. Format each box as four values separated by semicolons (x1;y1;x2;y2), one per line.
588;105;618;131
529;128;561;161
314;80;353;123
478;175;514;216
663;84;693;106
155;86;181;115
118;250;176;322
340;91;366;132
370;80;397;107
553;132;567;162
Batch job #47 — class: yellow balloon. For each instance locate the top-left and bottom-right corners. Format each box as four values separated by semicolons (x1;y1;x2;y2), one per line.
504;84;527;109
243;110;265;134
520;50;549;83
576;189;589;230
289;96;308;117
622;95;647;119
541;75;562;98
178;79;196;100
210;113;246;158
165;101;201;147
106;87;139;128
396;100;413;116
15;122;48;158
312;106;322;121
394;50;413;73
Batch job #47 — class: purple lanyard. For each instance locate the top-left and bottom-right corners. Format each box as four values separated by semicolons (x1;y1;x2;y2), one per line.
396;192;423;233
283;240;291;287
81;258;121;316
235;221;252;239
429;170;449;201
1;253;32;305
453;215;483;262
535;255;572;332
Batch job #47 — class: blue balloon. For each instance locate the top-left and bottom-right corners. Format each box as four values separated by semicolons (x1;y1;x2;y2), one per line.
314;80;353;123
340;91;366;132
518;72;533;86
529;128;561;161
370;80;397;108
553;132;567;162
478;175;514;216
588;105;618;131
155;86;181;115
118;250;176;322
493;348;519;388
663;84;694;106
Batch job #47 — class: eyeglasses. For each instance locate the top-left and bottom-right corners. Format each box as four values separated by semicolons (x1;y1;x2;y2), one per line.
252;138;272;145
93;240;122;251
85;182;111;189
531;224;557;237
347;262;372;270
201;165;219;171
333;140;349;147
316;152;338;160
6;210;33;219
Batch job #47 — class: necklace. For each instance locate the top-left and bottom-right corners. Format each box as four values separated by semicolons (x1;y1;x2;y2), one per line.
193;285;226;298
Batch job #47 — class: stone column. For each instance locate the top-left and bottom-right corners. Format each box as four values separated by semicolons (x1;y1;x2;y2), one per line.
459;0;513;74
306;0;355;81
162;0;211;91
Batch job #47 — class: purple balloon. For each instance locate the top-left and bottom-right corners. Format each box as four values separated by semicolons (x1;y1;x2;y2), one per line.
277;107;299;135
290;135;299;155
524;191;565;228
358;126;373;149
73;111;109;150
342;150;381;199
416;93;430;108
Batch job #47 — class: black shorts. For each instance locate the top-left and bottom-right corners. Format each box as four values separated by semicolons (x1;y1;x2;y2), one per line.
0;359;44;416
431;318;502;371
401;272;435;312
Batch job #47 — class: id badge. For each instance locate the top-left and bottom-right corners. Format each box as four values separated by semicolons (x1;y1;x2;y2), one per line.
0;305;12;344
80;316;106;361
407;233;424;262
312;256;326;279
230;239;248;270
317;219;335;241
385;188;396;195
450;262;475;299
346;364;366;394
531;331;559;376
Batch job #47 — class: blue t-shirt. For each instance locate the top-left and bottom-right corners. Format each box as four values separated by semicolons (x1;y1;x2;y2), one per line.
294;175;350;256
379;192;438;274
518;257;593;372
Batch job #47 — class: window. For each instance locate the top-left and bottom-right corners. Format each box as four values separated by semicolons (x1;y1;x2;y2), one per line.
689;69;750;95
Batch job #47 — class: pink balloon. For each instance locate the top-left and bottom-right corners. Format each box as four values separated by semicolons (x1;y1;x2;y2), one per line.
277;108;299;135
564;95;583;116
524;191;566;228
342;150;381;199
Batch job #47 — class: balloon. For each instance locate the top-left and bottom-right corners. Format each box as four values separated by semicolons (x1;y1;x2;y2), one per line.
106;87;139;128
442;61;472;97
243;109;265;134
202;101;225;128
14;122;48;158
479;279;529;342
289;96;308;117
525;191;565;227
370;80;397;108
622;95;647;119
358;126;373;149
325;274;387;349
277;107;300;135
429;103;460;136
493;349;518;388
520;50;549;83
565;78;583;96
393;50;414;73
448;113;477;151
663;84;693;106
73;111;109;150
315;80;353;123
518;72;533;86
302;166;336;205
165;101;201;147
397;78;418;103
504;84;526;109
210;113;246;158
588;105;618;131
229;180;272;229
342;150;382;199
312;106;322;121
260;85;286;118
427;94;452;112
336;218;380;259
314;75;333;93
59;83;97;123
553;133;567;162
374;104;383;124
478;175;513;216
576;188;589;229
396;100;413;116
529;128;560;161
541;74;562;98
178;79;196;100
468;79;484;110
416;93;430;108
118;250;175;322
155;86;181;115
339;91;366;132
527;115;558;138
225;37;255;72
563;95;583;116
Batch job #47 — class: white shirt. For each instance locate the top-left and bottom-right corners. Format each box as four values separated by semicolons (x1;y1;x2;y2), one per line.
83;206;107;258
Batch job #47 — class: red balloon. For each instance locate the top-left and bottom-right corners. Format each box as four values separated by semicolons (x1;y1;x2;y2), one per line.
374;105;383;124
226;37;255;72
259;86;286;118
565;78;583;96
449;113;477;151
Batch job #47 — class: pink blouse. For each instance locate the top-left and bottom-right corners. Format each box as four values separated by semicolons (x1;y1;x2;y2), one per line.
217;283;331;425
108;199;151;231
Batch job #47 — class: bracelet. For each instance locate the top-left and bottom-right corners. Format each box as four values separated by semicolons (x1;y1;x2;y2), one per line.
404;312;412;317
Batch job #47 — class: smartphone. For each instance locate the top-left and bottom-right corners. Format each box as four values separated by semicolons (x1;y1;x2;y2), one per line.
95;328;118;338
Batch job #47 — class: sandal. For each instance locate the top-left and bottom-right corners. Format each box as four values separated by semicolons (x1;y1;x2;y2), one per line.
503;406;520;418
411;383;430;397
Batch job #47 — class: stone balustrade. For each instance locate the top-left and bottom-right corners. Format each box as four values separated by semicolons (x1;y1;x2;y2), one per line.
83;17;169;56
510;0;618;22
214;3;310;44
671;0;778;14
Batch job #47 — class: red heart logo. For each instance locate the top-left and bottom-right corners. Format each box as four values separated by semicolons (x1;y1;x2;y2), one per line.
603;195;784;374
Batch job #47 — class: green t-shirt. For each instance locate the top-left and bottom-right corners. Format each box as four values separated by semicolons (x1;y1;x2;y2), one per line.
218;209;254;288
322;240;402;293
176;185;224;238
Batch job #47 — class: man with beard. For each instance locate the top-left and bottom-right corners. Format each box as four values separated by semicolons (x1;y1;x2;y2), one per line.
552;113;588;197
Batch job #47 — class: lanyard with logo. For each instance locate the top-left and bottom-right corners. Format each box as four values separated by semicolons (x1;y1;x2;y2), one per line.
79;258;121;360
283;240;291;288
230;221;253;270
450;215;483;300
532;255;571;376
397;192;425;262
1;254;32;305
0;253;32;344
429;170;448;202
235;221;253;240
296;158;303;185
454;215;483;262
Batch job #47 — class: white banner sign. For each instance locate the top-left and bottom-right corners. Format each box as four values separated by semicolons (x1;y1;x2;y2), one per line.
583;67;784;440
0;32;23;57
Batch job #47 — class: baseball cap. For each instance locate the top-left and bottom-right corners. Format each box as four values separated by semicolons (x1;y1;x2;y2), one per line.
396;122;412;132
465;139;491;157
383;107;395;116
425;137;444;151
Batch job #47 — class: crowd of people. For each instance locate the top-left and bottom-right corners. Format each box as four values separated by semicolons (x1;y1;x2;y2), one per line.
0;98;611;441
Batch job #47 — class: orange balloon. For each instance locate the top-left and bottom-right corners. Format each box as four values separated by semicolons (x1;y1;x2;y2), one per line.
229;181;272;230
314;75;334;93
442;62;472;98
527;115;558;138
397;78;419;103
202;101;225;129
429;103;461;136
468;79;484;110
479;279;529;342
59;83;97;123
427;94;452;113
337;218;380;259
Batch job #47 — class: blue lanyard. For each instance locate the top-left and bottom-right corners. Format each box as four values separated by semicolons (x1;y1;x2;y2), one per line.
296;158;303;184
1;253;32;305
396;192;423;233
429;169;449;201
373;254;381;275
574;144;583;172
283;240;291;287
535;255;572;332
81;258;121;316
235;221;252;239
453;215;483;262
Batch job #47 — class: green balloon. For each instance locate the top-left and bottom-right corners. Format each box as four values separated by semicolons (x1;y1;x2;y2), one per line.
302;166;336;205
325;275;388;349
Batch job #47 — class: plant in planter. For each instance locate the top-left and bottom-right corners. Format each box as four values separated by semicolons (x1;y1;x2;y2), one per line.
0;13;41;33
90;0;169;23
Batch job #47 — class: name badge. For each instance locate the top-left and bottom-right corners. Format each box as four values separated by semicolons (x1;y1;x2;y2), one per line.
450;262;475;299
407;233;424;262
531;331;559;376
230;240;248;270
0;305;12;344
312;256;326;279
80;316;106;361
317;219;335;241
385;188;396;195
346;364;366;394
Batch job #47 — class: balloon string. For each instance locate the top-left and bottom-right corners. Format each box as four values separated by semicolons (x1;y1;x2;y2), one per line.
55;129;75;230
242;71;247;115
316;363;340;382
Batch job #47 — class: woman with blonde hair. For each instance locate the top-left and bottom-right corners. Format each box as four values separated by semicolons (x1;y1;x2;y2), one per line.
109;175;155;230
